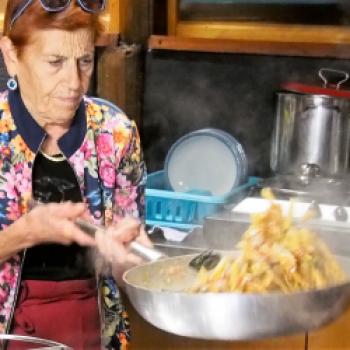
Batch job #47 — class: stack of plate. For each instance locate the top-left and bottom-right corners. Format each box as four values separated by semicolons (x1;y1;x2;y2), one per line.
165;128;248;196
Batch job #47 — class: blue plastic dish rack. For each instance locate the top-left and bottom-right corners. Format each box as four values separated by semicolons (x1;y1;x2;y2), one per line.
145;170;259;230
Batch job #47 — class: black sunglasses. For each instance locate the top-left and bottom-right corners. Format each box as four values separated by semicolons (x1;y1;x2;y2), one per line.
11;0;106;29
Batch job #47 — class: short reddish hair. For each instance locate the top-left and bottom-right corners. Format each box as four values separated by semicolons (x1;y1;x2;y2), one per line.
4;0;103;52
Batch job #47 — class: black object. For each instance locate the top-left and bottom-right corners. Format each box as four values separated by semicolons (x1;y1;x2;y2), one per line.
189;249;221;271
334;206;348;222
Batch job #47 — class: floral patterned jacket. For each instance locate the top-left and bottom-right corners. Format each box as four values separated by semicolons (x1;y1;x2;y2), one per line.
0;89;146;349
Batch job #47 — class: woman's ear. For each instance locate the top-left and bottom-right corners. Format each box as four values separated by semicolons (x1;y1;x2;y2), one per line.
0;36;19;77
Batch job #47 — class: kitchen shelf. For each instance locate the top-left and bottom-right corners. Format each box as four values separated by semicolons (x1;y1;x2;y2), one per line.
165;0;350;58
149;35;350;59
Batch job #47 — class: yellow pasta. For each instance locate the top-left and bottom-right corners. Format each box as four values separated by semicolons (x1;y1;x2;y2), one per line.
190;195;346;293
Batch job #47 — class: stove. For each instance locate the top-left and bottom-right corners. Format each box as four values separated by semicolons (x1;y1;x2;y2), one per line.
203;177;350;257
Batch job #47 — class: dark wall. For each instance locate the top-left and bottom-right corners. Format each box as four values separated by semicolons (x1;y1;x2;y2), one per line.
142;50;350;177
0;55;8;91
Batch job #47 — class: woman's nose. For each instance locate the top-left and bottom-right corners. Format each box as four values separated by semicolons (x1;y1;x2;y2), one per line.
67;63;81;90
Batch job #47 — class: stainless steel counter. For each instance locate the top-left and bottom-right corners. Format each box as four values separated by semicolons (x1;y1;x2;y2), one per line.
152;210;350;259
151;227;209;256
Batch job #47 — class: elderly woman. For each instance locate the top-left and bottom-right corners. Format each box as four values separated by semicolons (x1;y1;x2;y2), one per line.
0;0;149;349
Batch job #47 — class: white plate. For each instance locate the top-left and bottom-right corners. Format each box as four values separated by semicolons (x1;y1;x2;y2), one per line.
165;129;247;196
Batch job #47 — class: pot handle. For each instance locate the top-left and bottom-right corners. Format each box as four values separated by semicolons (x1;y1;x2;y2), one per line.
319;68;349;90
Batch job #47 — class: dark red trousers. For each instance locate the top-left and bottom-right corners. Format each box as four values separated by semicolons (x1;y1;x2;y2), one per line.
7;279;101;350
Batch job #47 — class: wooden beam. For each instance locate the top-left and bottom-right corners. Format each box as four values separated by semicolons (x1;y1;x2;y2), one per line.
0;0;7;33
121;0;152;45
0;15;3;36
97;44;142;126
99;0;126;35
175;21;350;45
168;0;179;35
95;33;119;47
149;35;350;59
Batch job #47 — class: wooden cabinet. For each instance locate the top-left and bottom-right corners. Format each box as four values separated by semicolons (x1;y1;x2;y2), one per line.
308;307;350;350
150;0;350;58
168;0;350;45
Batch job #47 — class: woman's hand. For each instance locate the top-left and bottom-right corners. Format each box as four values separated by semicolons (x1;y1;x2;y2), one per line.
21;201;96;247
95;217;153;285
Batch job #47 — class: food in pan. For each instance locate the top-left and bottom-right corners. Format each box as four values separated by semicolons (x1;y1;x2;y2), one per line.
189;189;346;293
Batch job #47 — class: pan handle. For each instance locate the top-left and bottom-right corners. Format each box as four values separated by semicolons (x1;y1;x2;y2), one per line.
74;218;167;262
0;334;71;349
29;201;167;262
130;241;167;261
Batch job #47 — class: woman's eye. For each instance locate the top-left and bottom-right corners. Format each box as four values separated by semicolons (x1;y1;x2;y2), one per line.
48;60;63;67
79;58;93;69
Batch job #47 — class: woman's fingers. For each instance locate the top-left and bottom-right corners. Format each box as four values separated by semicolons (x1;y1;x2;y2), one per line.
49;218;96;246
47;202;95;246
26;202;95;246
136;225;153;247
47;201;86;219
109;217;141;243
68;223;96;246
95;218;148;265
95;230;122;263
94;219;157;284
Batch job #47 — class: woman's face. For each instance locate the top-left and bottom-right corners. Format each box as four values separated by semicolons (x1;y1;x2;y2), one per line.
15;28;95;126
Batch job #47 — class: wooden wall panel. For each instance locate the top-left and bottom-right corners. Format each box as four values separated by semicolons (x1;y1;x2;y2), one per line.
97;44;142;126
120;0;152;45
0;0;8;33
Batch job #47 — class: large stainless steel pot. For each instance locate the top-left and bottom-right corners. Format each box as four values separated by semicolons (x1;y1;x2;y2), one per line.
123;252;350;340
271;69;350;178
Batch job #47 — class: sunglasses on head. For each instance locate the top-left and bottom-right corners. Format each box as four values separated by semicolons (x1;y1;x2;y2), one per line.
10;0;106;29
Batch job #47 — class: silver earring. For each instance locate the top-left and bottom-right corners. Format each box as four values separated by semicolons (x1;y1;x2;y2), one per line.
7;77;18;91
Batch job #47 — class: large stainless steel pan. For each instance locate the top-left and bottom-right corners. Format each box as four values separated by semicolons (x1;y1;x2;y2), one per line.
0;334;71;349
123;252;350;340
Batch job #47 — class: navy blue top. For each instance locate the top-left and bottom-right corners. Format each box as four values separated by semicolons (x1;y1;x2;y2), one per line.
9;90;93;280
8;88;87;157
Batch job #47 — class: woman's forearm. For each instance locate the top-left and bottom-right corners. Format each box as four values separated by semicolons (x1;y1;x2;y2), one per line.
0;216;30;263
0;202;96;265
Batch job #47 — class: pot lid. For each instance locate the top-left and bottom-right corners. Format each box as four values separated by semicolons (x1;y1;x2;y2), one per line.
282;68;350;99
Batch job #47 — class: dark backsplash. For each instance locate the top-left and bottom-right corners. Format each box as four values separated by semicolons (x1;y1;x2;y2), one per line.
0;55;8;91
142;50;350;177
